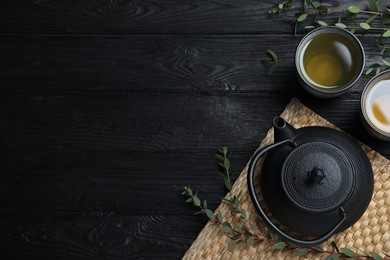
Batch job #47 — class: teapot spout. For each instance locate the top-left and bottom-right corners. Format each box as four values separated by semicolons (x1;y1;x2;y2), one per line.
273;117;296;143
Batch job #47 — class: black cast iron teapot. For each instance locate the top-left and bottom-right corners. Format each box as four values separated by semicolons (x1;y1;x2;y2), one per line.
247;117;374;246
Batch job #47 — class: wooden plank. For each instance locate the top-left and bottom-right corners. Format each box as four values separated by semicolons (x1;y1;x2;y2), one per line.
0;150;250;213
3;92;380;152
2;92;388;154
0;92;288;151
0;211;203;259
0;35;380;92
0;0;356;34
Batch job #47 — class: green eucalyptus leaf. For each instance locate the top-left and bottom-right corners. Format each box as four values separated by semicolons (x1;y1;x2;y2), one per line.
340;248;355;257
186;197;193;203
241;209;247;219
297;13;308;22
203;200;207;209
370;252;382;260
305;25;316;29
246;236;254;247
228;239;237;248
205;209;214;219
376;66;382;74
348;5;360;14
366;14;377;24
224;158;230;170
326;254;339;260
272;241;286;250
335;23;347;28
187;187;193;196
234;197;240;207
382;29;390;37
266;49;278;62
316;20;327;27
368;0;379;12
222;146;228;156
193;210;204;215
310;245;324;252
359;22;371;30
366;67;374;75
217;212;223;223
250;225;257;231
383;58;390;67
220;225;231;233
193;196;201;206
295;248;309;256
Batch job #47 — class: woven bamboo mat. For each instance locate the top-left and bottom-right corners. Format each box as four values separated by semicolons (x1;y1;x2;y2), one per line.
183;98;390;260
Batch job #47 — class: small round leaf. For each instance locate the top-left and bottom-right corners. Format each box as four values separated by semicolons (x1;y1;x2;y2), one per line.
295;248;309;256
205;209;214;219
316;20;327;27
359;23;371;30
370;252;382;260
348;5;360;14
272;241;287;250
220;225;231;233
383;58;390;67
193;196;201;206
340;248;355;257
335;23;347;28
297;13;308;22
246;237;254;247
383;29;390;37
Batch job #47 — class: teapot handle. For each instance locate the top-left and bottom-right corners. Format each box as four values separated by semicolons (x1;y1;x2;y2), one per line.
247;139;347;246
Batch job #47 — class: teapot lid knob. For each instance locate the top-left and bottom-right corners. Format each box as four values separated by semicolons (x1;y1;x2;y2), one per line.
308;167;326;184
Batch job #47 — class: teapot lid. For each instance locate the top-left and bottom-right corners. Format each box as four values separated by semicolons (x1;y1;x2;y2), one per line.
281;141;355;213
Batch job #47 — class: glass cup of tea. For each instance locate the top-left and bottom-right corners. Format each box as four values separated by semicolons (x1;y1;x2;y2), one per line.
361;70;390;141
295;26;365;98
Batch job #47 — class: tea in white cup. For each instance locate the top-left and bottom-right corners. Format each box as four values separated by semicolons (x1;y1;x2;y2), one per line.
361;71;390;141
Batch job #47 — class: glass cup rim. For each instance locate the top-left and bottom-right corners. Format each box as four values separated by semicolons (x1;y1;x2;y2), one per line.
361;70;390;138
295;26;366;94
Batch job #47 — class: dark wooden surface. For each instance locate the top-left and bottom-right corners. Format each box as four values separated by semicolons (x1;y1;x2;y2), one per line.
1;1;389;259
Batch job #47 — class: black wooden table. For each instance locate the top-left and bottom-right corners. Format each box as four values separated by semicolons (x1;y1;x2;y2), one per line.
1;1;389;259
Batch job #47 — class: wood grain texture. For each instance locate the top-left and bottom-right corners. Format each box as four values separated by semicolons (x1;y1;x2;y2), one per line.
1;0;390;259
0;211;203;259
0;35;379;92
0;0;350;34
3;92;385;153
0;150;252;213
1;0;383;35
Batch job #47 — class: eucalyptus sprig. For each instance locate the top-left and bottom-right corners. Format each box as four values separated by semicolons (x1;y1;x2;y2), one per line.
216;146;233;191
268;0;390;76
182;147;387;259
269;0;294;15
261;49;280;75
